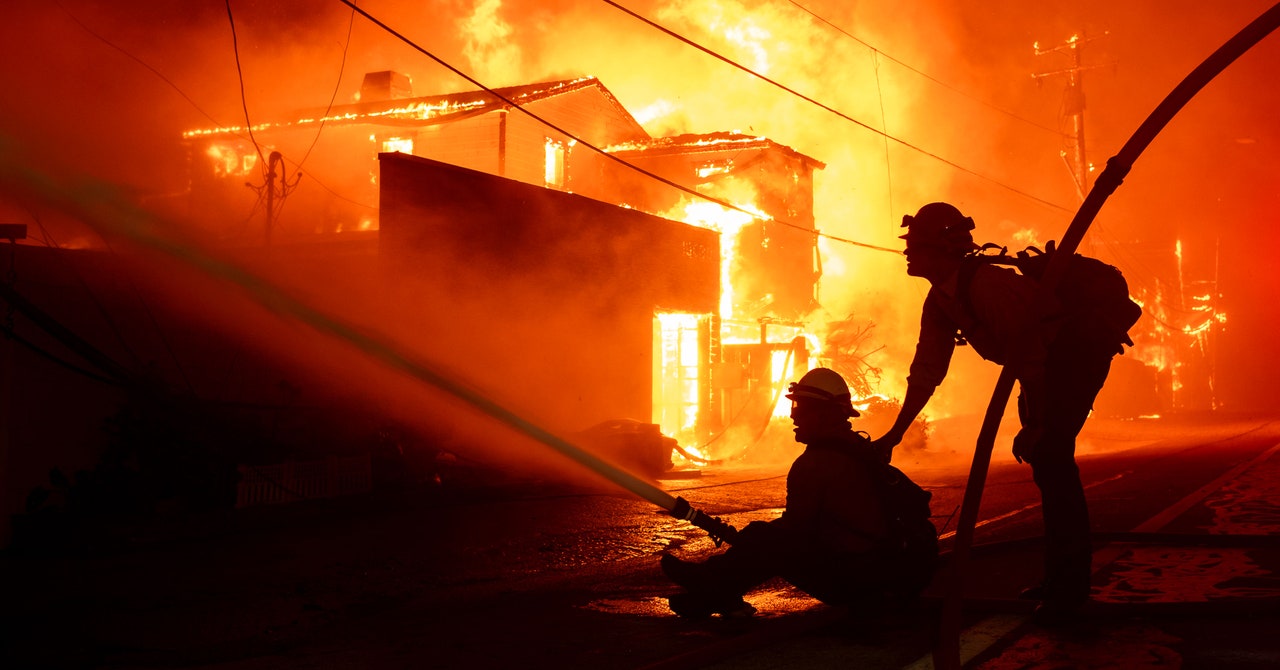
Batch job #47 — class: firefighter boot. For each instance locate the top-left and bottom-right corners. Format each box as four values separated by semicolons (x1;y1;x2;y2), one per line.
661;554;712;590
667;592;756;619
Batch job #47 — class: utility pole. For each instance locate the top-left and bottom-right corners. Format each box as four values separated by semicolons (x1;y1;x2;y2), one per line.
266;151;279;247
1034;32;1110;254
250;151;299;248
1033;33;1110;202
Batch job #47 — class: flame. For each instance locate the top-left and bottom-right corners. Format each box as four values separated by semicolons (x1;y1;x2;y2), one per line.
1009;227;1042;249
657;191;834;434
654;311;703;437
717;17;773;73
183;99;490;139
663;198;768;320
632;99;677;126
672;441;710;468
769;347;800;417
459;0;522;84
205;143;257;178
382;137;414;154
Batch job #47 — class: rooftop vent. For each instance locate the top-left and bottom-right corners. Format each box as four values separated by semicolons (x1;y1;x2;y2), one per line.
360;71;413;102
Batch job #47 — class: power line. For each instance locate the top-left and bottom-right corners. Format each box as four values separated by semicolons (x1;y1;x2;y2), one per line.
54;1;224;131
265;6;359;237
334;0;900;254
600;0;1072;214
296;3;357;172
224;0;267;174
224;3;373;234
58;1;374;217
871;50;894;229
785;0;1065;138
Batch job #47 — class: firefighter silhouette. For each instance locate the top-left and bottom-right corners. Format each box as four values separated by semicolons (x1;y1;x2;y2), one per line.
873;202;1124;624
661;368;937;618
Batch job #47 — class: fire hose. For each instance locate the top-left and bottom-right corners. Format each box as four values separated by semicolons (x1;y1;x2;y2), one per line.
934;5;1280;669
669;496;739;546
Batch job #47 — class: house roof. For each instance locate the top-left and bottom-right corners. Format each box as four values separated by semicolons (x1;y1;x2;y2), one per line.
184;76;648;140
605;131;825;170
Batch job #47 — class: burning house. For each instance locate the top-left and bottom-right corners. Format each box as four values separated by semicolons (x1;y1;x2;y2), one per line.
184;72;829;454
377;151;718;447
0;70;841;541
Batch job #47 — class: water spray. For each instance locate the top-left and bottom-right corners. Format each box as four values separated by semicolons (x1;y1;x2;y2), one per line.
0;150;739;544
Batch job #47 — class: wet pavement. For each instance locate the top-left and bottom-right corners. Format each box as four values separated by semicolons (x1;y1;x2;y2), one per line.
3;413;1279;668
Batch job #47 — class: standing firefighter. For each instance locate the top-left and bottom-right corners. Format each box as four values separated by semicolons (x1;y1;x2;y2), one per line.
661;368;937;618
873;201;1132;624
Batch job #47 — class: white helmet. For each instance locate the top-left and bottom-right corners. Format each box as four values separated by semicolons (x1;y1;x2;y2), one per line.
786;367;859;417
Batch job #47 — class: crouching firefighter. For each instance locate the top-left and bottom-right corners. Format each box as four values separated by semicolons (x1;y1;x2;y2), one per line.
661;368;938;618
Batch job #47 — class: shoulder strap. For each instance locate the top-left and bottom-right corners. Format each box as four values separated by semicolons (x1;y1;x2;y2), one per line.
954;244;1016;344
956;255;984;324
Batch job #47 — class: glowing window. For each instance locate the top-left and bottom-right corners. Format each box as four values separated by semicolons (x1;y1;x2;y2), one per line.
382;137;414;154
544;138;566;189
206;144;257;178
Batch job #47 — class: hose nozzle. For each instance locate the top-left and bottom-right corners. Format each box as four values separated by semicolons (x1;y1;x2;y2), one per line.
670;496;739;546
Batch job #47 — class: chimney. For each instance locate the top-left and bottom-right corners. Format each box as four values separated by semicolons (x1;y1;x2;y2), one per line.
360;71;413;102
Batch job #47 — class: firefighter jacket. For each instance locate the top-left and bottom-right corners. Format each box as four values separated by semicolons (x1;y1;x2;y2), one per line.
775;431;889;555
907;262;1047;396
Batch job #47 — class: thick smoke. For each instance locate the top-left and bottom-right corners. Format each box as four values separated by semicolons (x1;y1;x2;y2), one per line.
2;0;1277;478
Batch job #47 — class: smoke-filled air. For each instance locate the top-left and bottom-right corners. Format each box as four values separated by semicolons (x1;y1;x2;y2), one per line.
1;0;1277;493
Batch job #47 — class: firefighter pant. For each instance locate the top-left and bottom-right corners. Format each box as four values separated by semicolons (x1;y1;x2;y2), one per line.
1018;335;1116;603
679;521;902;608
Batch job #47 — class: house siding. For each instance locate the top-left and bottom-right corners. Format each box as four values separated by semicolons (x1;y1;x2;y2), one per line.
379;153;718;432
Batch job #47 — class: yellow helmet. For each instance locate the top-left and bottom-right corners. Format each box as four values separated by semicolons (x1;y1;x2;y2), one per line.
786;367;859;417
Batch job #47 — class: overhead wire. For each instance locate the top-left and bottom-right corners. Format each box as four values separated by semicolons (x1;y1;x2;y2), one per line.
59;0;1139;271
782;2;1187;320
64;1;1187;339
53;1;225;132
23;5;247;396
599;0;1072;214
223;2;374;230
1050;88;1182;311
661;0;1205;330
788;0;1198;314
59;0;1160;295
871;50;894;229
784;0;1066;138
224;0;268;176
295;3;358;173
57;0;374;219
334;0;900;254
1037;54;1179;321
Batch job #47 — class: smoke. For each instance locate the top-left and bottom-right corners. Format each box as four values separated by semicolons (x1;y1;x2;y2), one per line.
3;0;1278;492
459;0;524;84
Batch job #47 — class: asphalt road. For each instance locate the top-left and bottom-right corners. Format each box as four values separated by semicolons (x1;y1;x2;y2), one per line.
4;413;1279;669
